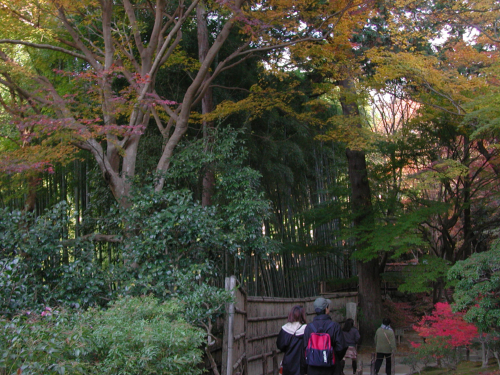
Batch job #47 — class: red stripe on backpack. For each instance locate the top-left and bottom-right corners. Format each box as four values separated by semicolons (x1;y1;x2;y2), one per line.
305;323;335;367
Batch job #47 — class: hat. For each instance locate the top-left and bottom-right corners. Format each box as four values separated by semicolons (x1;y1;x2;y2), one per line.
313;297;331;313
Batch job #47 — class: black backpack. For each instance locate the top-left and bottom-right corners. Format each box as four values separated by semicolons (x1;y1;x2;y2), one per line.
305;322;335;367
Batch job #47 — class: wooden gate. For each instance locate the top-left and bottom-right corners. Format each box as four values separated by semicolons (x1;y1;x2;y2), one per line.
222;276;358;375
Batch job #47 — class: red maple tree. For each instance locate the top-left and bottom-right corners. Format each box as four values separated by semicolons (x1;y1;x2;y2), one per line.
412;302;478;348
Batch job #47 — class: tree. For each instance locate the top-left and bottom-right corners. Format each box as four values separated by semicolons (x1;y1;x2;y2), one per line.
449;241;500;368
410;302;478;369
0;0;364;207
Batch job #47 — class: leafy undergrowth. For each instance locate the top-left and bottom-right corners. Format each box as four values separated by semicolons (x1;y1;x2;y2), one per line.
419;360;500;374
382;292;435;329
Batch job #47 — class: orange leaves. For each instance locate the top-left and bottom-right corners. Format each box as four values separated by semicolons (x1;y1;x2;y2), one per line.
443;40;495;71
241;0;374;51
208;83;301;122
0;144;75;175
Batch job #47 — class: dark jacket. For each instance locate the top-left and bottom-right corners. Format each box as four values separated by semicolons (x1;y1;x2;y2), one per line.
302;315;347;375
343;327;360;347
277;322;306;375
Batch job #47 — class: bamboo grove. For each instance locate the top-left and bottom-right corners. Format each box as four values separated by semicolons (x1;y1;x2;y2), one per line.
1;0;500;340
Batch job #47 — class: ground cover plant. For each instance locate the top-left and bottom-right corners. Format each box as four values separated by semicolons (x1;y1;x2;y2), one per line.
416;360;500;375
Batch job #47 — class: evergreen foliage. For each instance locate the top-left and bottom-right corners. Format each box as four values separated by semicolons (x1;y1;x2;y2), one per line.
0;296;205;375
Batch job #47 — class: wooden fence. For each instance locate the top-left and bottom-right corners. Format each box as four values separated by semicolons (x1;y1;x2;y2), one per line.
222;276;358;375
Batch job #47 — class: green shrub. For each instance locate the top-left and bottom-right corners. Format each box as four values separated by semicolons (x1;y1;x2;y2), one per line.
0;308;90;375
0;296;206;375
409;336;463;371
86;295;205;375
0;257;34;316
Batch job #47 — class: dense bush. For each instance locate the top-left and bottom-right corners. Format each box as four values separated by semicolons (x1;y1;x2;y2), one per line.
89;296;205;375
0;307;90;375
0;296;205;375
0;257;34;316
0;203;113;313
449;242;500;368
0;128;268;316
408;302;478;371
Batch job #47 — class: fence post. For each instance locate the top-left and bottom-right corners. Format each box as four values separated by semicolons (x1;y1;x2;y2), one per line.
370;353;376;375
391;352;395;375
356;359;363;375
346;302;357;323
272;350;279;375
262;353;268;375
222;276;237;375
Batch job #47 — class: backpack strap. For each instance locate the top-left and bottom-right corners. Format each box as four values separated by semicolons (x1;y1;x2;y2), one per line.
294;324;305;336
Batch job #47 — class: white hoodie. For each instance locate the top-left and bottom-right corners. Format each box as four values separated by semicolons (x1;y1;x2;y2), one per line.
281;321;306;336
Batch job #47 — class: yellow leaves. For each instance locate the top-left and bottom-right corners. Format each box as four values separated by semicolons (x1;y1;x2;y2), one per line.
443;40;493;71
317;114;378;151
162;47;201;72
242;0;373;51
204;84;300;122
368;48;490;115
0;0;59;41
200;82;334;131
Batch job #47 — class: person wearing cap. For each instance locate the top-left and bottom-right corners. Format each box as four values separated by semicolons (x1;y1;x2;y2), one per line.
302;297;347;375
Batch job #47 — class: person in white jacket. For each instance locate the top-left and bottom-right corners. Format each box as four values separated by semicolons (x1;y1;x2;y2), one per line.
277;305;307;375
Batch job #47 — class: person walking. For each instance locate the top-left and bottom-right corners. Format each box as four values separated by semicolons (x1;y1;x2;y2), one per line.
342;318;360;374
374;318;397;375
303;297;346;375
277;305;307;375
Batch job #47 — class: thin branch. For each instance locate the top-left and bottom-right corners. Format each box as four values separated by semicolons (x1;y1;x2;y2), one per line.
61;233;122;245
151;106;166;136
122;0;146;55
56;6;101;70
0;39;88;61
209;85;250;92
158;29;183;67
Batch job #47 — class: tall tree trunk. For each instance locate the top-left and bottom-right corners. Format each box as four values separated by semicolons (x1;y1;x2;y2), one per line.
462;136;472;260
197;0;215;207
340;78;383;343
23;174;38;212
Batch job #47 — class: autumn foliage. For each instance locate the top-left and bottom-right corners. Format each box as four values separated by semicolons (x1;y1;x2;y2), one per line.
412;302;478;349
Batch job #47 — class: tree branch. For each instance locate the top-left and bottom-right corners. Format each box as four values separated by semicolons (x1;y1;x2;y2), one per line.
61;233;122;245
0;39;88;61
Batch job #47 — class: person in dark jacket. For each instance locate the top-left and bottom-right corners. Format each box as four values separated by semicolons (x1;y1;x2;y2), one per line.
341;318;360;374
302;297;347;375
277;305;307;375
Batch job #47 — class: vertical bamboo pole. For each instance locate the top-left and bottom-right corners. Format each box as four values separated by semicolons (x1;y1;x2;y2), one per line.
272;349;279;375
222;276;236;375
262;353;268;375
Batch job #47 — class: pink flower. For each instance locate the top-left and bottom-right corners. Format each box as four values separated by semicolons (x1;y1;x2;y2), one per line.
41;307;53;316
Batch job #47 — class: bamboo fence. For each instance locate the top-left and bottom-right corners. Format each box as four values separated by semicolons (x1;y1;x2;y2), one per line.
222;276;358;375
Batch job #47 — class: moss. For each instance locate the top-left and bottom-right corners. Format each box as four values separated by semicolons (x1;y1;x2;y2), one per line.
420;360;499;375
